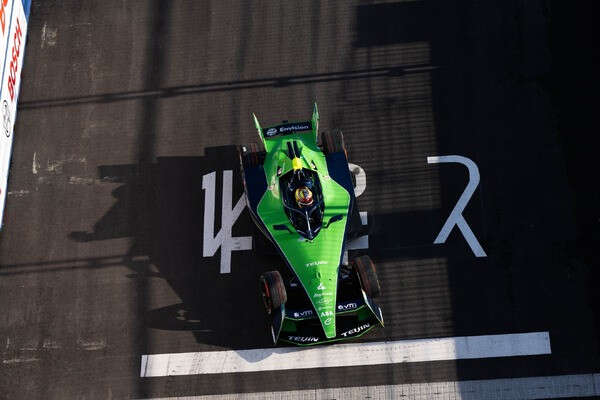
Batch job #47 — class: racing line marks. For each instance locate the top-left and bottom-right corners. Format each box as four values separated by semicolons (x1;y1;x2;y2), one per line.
40;22;57;49
140;331;550;377
31;150;38;173
427;155;487;257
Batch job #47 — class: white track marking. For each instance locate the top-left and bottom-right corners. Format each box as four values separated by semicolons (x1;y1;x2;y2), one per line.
202;171;252;273
427;155;487;257
142;373;600;400
347;211;369;250
349;163;366;197
140;331;550;377
344;211;369;264
32;151;38;174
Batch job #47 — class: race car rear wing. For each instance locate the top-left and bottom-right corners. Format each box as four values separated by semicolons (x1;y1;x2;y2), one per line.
253;103;319;152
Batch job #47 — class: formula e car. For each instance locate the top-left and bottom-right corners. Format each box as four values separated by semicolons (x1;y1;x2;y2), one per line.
239;104;384;345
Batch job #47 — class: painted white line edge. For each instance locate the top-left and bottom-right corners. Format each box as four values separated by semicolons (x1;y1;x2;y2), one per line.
140;331;550;377
141;372;600;400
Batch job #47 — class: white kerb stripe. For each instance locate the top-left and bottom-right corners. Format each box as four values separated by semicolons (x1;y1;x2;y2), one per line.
141;373;600;400
140;331;550;377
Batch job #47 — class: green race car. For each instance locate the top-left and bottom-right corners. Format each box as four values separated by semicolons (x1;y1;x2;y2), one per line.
239;104;384;345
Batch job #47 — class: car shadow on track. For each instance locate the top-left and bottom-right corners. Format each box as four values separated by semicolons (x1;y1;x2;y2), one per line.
69;145;275;350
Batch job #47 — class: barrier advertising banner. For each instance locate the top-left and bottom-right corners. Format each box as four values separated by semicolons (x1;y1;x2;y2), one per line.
0;0;30;229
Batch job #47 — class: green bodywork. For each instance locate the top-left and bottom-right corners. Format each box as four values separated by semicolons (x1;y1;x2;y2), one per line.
252;105;350;339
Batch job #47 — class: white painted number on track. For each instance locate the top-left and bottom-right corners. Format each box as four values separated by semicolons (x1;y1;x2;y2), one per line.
427;155;487;257
202;171;252;273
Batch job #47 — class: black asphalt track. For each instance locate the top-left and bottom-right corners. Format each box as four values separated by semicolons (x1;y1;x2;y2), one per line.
1;1;599;398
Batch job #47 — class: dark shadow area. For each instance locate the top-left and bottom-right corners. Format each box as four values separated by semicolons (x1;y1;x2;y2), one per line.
355;1;431;46
17;65;433;110
349;0;600;382
68;146;273;350
152;148;272;349
547;0;600;350
131;2;169;397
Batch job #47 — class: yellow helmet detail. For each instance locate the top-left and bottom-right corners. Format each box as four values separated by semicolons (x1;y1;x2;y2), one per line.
295;186;314;207
292;157;302;171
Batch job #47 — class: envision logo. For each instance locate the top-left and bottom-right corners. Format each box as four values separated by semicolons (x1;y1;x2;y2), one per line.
280;124;310;132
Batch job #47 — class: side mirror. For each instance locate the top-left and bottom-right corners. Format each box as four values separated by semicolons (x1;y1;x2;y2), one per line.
325;214;344;228
273;224;293;233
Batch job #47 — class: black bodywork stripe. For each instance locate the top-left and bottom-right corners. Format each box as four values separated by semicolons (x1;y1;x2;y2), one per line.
324;151;357;266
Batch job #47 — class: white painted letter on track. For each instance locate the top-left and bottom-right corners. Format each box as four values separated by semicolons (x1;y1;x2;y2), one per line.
349;163;366;198
427;155;487;257
202;170;252;273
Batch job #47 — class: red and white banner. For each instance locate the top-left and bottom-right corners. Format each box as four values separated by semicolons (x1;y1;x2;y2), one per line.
0;0;29;228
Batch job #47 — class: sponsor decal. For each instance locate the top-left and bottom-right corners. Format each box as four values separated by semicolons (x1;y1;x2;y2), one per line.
306;260;328;267
0;0;8;36
265;127;278;137
292;309;313;318
313;291;332;298
337;302;358;311
340;323;371;338
262;121;312;137
324;318;332;325
2;100;9;137
320;311;333;317
287;336;319;343
278;123;311;133
316;282;326;291
7;18;23;102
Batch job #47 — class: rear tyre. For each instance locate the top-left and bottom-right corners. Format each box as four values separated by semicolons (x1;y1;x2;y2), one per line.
240;143;266;168
259;271;287;314
322;129;347;156
353;255;381;298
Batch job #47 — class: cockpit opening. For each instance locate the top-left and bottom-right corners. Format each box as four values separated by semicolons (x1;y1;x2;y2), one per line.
279;168;325;240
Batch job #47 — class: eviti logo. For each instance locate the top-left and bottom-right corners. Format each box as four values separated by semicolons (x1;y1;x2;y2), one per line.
8;18;23;102
0;0;8;36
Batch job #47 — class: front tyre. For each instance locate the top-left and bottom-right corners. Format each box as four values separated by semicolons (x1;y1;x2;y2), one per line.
321;129;347;156
240;143;266;169
353;255;381;298
259;271;287;314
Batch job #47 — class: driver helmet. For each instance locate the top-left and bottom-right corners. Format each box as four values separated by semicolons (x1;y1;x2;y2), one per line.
295;186;314;207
